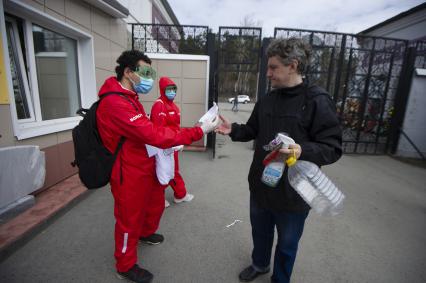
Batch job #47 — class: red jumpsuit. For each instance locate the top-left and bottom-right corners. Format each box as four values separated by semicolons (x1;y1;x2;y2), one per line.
96;77;203;272
150;77;187;200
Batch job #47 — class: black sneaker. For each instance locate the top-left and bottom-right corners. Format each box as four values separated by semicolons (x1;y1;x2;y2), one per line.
140;233;164;245
239;265;269;282
116;264;153;283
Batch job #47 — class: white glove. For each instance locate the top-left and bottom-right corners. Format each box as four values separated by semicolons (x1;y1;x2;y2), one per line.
172;145;184;152
200;115;220;134
163;147;174;156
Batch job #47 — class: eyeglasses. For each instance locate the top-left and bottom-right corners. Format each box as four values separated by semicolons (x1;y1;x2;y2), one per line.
135;65;157;80
165;86;177;92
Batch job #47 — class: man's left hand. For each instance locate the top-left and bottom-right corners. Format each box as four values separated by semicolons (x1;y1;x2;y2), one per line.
279;144;302;159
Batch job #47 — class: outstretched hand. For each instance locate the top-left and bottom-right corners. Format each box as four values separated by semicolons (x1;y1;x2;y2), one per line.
215;115;232;135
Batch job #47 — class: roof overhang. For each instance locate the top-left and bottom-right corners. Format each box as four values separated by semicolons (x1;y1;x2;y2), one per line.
83;0;129;18
358;2;426;35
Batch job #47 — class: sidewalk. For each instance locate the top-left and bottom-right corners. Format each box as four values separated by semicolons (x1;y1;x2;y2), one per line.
0;103;425;283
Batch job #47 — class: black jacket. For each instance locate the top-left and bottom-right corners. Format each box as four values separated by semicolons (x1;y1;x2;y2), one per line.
230;82;342;212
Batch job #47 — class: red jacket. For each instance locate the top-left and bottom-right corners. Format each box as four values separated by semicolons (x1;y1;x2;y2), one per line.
96;77;203;177
150;77;181;130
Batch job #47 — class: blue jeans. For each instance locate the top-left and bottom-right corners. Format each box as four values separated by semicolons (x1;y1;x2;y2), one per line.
250;195;309;283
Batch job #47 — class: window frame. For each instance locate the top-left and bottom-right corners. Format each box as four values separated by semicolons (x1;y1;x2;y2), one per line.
2;0;97;140
4;16;35;123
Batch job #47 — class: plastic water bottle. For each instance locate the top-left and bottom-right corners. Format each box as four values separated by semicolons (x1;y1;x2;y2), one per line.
287;160;345;216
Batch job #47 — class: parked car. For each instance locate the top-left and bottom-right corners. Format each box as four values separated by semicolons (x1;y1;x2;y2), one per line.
228;95;251;104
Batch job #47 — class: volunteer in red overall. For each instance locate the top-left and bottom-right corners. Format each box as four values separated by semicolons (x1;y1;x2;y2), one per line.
96;50;219;283
150;77;194;207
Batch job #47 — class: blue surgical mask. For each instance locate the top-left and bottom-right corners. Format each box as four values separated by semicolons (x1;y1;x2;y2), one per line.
130;75;153;94
165;90;176;100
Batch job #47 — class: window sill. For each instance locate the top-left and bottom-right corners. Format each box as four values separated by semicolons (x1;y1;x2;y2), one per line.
15;117;82;140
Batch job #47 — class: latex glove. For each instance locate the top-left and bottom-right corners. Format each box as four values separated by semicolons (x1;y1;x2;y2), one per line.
215;115;232;135
200;115;220;134
172;145;184;152
163;148;174;156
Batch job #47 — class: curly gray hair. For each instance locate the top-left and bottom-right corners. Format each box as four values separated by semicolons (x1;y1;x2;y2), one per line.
266;37;312;74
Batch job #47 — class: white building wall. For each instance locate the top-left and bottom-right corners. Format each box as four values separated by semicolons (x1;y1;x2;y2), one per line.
396;69;426;158
363;9;426;40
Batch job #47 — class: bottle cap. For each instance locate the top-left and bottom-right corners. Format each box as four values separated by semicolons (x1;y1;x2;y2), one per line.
285;148;297;166
286;156;297;166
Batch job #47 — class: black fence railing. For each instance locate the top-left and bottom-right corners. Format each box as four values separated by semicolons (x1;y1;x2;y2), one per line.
411;40;426;69
129;24;423;156
131;23;209;54
216;27;262;102
274;27;409;154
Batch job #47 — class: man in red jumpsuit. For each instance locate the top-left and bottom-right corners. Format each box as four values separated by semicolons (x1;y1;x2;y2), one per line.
150;77;194;207
96;50;218;283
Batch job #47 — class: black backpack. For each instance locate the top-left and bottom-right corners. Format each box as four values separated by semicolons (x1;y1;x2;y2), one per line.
71;92;137;189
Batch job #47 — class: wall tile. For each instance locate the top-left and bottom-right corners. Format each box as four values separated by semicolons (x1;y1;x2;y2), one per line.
0;105;16;147
40;146;61;189
15;133;58;149
110;18;128;48
65;0;91;30
58;141;78;178
157;60;181;78
57;130;72;143
20;0;44;11
141;101;154;116
45;0;65;15
181;103;204;128
110;42;125;73
65;17;91;34
91;8;110;39
182;78;206;104
95;68;114;92
182;61;207;79
44;7;66;21
93;33;111;71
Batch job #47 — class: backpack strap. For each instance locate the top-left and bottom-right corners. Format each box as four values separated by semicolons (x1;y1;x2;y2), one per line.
97;92;141;185
100;91;139;112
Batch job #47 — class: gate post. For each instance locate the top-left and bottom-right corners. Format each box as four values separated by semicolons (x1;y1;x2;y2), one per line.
389;46;416;154
207;32;217;157
332;35;347;102
257;37;272;100
131;24;135;50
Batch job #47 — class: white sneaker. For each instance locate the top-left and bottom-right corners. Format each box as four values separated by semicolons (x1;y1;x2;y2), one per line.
165;199;170;208
174;193;194;204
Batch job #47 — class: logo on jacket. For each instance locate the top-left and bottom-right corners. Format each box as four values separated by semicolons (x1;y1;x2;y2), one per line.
130;114;142;122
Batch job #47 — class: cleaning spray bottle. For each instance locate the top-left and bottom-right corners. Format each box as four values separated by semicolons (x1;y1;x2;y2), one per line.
261;133;296;188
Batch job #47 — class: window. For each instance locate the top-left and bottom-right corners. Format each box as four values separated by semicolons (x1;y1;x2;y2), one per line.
32;24;81;120
5;17;34;121
2;0;97;140
6;16;82;121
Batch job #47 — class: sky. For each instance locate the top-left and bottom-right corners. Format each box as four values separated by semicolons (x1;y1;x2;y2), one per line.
167;0;425;36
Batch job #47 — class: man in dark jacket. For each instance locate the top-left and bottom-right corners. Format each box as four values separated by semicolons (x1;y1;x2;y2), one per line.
216;38;342;283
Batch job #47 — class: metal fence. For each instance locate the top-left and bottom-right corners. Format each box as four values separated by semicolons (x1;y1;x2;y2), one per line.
131;23;209;54
274;28;409;154
216;27;262;102
129;24;422;156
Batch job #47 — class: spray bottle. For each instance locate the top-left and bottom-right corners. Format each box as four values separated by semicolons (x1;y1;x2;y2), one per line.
261;133;296;187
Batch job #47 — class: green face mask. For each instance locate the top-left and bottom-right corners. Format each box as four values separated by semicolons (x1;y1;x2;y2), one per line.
135;65;157;80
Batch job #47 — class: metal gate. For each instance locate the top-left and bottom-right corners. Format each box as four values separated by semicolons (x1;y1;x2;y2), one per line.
130;24;418;156
273;28;409;154
216;27;262;105
131;23;209;54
